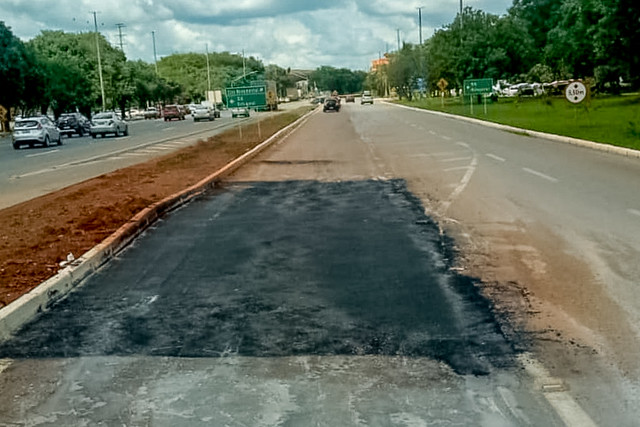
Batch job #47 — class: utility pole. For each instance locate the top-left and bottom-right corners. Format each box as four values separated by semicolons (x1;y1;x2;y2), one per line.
205;43;211;92
396;29;400;51
242;49;246;79
152;31;158;74
115;23;126;52
417;6;423;45
91;11;106;111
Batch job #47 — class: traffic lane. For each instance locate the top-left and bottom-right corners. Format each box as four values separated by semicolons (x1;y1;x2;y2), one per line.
0;180;561;425
0;115;245;209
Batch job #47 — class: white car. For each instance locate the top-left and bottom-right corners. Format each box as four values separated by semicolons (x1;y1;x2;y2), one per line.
90;112;129;138
361;90;373;105
231;107;250;118
192;106;215;122
12;116;62;149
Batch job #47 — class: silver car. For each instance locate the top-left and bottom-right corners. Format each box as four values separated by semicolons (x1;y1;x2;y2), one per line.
12;116;62;149
192;106;215;122
90;112;129;138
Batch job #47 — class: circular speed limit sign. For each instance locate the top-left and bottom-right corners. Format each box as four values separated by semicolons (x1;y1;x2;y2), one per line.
565;81;588;104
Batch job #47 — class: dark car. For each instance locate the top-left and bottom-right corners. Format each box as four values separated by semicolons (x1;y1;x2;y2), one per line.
162;104;185;121
323;98;340;112
345;95;355;103
56;112;91;137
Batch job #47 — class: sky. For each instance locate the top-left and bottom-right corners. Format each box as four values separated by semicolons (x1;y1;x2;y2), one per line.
1;0;514;71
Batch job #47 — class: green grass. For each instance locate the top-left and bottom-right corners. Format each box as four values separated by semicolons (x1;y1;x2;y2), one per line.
401;95;640;151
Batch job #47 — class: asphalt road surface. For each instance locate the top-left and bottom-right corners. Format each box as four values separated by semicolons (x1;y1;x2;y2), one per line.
0;110;253;209
2;100;639;425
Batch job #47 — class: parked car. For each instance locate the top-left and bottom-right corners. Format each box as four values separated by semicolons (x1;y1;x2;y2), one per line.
192;105;215;122
323;98;341;112
361;90;374;105
89;112;129;138
163;104;185;121
213;107;221;118
56;112;91;137
12;116;62;149
231;106;250;118
143;107;160;119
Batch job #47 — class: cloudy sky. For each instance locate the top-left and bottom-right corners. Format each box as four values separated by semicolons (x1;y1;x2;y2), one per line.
2;0;513;70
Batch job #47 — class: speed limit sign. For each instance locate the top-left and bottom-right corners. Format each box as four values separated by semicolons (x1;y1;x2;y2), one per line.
565;81;588;104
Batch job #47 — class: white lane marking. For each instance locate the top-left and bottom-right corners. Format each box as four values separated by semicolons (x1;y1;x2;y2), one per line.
440;157;472;163
456;141;469;148
162;127;175;131
26;149;60;158
519;354;597;427
628;209;640;218
441;135;452;141
523;167;558;183
0;359;12;375
486;153;506;162
123;152;149;156
444;166;473;172
428;130;437;136
430;151;464;157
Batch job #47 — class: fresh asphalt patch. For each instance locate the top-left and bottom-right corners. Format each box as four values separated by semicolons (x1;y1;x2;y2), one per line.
0;179;516;375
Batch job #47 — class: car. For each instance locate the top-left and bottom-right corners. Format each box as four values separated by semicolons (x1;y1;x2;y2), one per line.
89;111;128;138
231;106;250;118
192;105;215;122
345;95;355;103
213;107;221;118
12;116;62;149
56;112;90;137
361;90;373;105
323;98;341;112
143;107;160;119
163;104;185;121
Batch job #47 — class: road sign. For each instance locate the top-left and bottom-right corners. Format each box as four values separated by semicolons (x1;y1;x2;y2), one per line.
226;85;267;108
565;81;587;104
463;78;493;95
437;78;448;91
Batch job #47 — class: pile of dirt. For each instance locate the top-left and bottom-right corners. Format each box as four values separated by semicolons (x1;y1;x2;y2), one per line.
0;108;311;308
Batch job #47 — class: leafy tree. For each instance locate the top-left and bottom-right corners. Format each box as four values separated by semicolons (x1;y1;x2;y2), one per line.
310;66;366;95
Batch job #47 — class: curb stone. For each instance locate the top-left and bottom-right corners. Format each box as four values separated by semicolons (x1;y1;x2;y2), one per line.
0;107;318;342
387;101;640;159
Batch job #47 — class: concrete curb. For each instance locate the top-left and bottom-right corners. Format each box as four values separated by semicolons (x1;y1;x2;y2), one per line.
0;107;318;341
387;101;640;159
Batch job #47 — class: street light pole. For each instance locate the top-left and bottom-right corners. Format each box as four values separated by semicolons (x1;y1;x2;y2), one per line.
205;43;211;92
152;30;158;74
417;6;423;45
91;11;106;111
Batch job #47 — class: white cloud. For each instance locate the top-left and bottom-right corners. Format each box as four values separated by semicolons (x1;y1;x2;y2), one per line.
0;0;513;70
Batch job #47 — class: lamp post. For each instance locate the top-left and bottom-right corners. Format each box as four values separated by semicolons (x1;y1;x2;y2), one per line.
417;6;423;45
91;11;106;111
152;30;158;75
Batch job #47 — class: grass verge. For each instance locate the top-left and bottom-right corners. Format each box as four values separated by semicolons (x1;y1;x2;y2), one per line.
401;94;640;151
0;107;313;307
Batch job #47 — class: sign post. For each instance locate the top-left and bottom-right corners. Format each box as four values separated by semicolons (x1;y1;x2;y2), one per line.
437;78;448;107
463;78;493;115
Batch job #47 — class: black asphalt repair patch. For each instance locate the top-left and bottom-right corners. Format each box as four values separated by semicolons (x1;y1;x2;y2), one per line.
0;180;515;375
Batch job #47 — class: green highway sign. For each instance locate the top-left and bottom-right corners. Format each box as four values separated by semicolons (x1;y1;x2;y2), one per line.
463;78;493;95
226;85;267;108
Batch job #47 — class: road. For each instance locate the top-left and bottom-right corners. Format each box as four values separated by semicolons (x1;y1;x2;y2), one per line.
1;100;639;425
0;110;254;209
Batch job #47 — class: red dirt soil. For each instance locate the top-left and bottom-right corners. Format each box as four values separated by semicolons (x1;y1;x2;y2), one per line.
0;109;310;308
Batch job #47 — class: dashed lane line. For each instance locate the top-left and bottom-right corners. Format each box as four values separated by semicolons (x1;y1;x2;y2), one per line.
25;149;60;158
486;153;506;162
523;167;559;183
439;157;473;163
628;209;640;218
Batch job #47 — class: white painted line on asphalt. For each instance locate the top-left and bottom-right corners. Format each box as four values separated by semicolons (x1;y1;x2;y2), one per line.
523;167;559;183
441;135;452;141
519;354;597;427
162;127;175;131
444;166;474;172
430;151;463;157
123;152;148;156
486;153;506;162
26;149;60;158
628;209;640;218
0;359;11;375
440;157;472;163
428;130;437;136
456;141;469;148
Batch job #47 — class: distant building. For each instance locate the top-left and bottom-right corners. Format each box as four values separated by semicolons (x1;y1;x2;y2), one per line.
371;57;389;72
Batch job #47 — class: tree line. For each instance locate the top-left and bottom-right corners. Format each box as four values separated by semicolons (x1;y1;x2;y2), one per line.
369;0;639;98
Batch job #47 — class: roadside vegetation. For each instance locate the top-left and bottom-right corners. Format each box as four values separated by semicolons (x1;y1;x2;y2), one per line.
402;94;640;150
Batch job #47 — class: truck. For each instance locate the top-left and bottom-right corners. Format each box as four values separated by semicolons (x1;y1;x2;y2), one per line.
226;80;278;113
